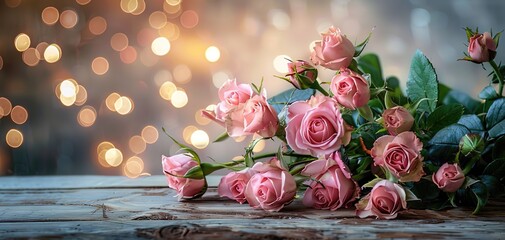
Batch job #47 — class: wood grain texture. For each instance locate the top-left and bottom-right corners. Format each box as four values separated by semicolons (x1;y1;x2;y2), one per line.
0;175;504;239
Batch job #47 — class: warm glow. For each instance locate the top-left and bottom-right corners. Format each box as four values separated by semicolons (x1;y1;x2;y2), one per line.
165;0;181;6
195;110;211;125
163;1;181;15
141;125;159;144
120;0;137;13
170;90;188;108
120;46;137;64
129;135;146;154
190;130;209;149
173;64;191;83
139;48;159;67
124;156;144;178
206;104;217;112
105;93;121;112
114;96;133;115
97;141;115;167
252;138;266;153
105;148;123;167
158;22;180;41
42;7;59;25
180;10;199;29
183;125;198;144
159;81;177;100
75;85;88;106
44;44;62;63
154;70;173;86
77;106;97;127
205;46;221;63
14;33;31;52
212;72;229;88
151;37;170;56
76;0;91;5
131;0;146;15
60;94;77;106
22;48;40;66
149;11;167;29
60;10;78;29
0;97;12;117
88;16;107;35
91;57;109;75
6;129;23;148
35;42;49;60
273;55;291;73
110;33;129;52
5;0;21;8
234;135;246;143
10;106;28;125
60;79;78;98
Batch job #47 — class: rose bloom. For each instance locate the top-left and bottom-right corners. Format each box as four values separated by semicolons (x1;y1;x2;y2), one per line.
286;96;352;157
286;60;317;89
356;180;407;220
311;26;355;70
330;69;370;109
202;79;254;124
432;163;465;193
218;168;256;204
302;152;359;210
371;131;425;182
226;95;278;138
382;106;414;135
468;32;497;63
162;154;206;200
244;158;297;212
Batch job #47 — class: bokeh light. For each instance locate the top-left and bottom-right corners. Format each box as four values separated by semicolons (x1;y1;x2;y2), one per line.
77;106;97;127
252;138;266;153
60;79;77;98
22;48;40;66
105;148;123;167
158;22;180;41
42;7;59;25
183;125;198;144
151;37;170;56
195;109;211;125
149;11;167;29
0;98;13;117
165;0;181;6
163;1;181;15
44;44;62;63
6;129;24;148
212;71;229;88
14;33;31;52
128;135;146;154
88;16;107;35
10;106;28;125
35;42;49;60
123;156;144;178
205;46;221;63
74;85;88;106
97;141;115;167
91;57;109;75
159;81;177;100
141;125;159;144
190;130;209;149
110;33;129;52
273;55;291;73
180;10;199;29
5;0;21;8
0;56;3;70
170;90;188;108
76;0;91;5
173;64;191;84
114;96;133;115
60;10;78;29
120;46;137;64
105;92;120;112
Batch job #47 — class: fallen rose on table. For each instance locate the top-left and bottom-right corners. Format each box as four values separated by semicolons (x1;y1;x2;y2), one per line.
161;26;505;219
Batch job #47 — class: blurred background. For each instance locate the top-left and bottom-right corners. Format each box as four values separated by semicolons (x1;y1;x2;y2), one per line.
0;0;504;177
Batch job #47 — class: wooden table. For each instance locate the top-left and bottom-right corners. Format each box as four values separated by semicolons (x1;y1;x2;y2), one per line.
1;176;504;239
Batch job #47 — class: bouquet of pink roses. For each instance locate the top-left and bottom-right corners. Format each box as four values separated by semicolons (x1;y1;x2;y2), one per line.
161;26;504;219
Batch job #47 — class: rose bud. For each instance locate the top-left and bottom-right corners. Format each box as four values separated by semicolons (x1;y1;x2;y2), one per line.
310;26;355;70
330;69;370;110
371;131;425;182
218;168;256;204
285;60;318;89
382;106;414;135
459;134;484;157
468;32;497;63
162;154;206;200
432;163;465;193
356;180;407;220
244;158;297;212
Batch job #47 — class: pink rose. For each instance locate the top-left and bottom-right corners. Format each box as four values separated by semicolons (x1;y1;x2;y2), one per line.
286;60;317;89
226;95;278;138
218;168;256;204
286;96;352;156
311;26;355;70
330;69;370;110
432;163;465;193
371;132;425;182
244;158;297;211
468;32;497;63
302;153;359;210
382;106;414;135
162;154;206;200
356;180;407;219
202;79;254;125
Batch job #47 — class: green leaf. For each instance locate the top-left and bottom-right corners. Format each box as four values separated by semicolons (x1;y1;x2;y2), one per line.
405;187;420;201
466;181;489;214
493;136;505;160
479;86;499;100
457;115;484;133
358;53;384;88
437;83;451;106
362;178;383;188
213;132;229;143
491;65;505;84
486;98;505;139
354;30;373;57
426;104;464;132
427;124;470;164
443;90;482;114
409;179;440;201
267;88;315;114
183;165;204;179
483;158;505;179
480;175;505;198
406;50;438;113
162;127;201;164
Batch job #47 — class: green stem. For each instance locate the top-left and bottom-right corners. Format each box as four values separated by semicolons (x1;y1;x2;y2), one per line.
463;155;480;175
312;81;330;96
251;152;315;161
489;60;504;96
